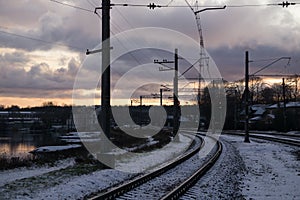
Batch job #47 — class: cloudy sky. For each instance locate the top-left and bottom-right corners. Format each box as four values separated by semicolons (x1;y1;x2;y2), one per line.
0;0;300;107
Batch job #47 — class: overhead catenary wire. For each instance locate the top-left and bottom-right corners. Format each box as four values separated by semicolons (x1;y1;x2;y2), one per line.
91;4;146;66
166;0;176;7
50;0;94;12
114;7;135;30
86;0;97;8
49;0;299;70
51;0;297;10
50;0;300;12
113;7;156;66
111;2;299;8
252;57;291;75
0;28;84;51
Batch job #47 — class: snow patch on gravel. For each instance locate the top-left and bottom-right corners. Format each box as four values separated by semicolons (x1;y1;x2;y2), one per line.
0;158;75;187
115;134;193;173
236;136;300;199
181;135;246;199
181;134;299;200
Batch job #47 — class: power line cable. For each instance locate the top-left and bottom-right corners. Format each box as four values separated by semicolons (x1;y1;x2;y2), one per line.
111;2;299;8
50;0;94;12
92;5;145;65
86;0;97;8
0;28;84;51
114;7;135;30
92;9;143;66
113;8;153;66
51;0;299;11
166;0;176;6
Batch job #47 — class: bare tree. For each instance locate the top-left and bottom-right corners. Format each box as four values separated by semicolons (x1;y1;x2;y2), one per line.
287;75;300;101
260;87;275;104
249;76;263;104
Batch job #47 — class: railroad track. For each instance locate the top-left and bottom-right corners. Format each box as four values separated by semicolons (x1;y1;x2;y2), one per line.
88;133;222;200
160;135;222;200
249;130;300;139
222;131;300;147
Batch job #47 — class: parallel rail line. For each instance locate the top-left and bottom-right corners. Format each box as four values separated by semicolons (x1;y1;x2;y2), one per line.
161;136;222;200
223;131;300;147
89;134;204;200
89;133;222;200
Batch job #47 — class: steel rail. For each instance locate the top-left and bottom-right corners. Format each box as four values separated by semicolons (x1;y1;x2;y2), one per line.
222;131;300;147
248;131;300;139
161;136;222;200
88;134;204;200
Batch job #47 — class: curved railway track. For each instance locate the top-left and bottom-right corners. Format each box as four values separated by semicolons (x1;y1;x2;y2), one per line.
88;133;222;200
222;131;300;147
160;135;222;200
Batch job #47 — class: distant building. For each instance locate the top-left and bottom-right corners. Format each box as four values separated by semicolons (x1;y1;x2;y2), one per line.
266;102;300;130
71;106;99;132
0;111;41;132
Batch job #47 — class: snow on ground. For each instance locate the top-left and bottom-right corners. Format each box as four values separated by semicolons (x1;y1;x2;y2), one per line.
235;136;300;199
115;135;214;199
59;132;101;143
29;144;82;153
114;133;193;173
182;134;299;200
16;169;135;200
0;134;193;199
3;132;297;199
0;158;75;187
181;135;246;199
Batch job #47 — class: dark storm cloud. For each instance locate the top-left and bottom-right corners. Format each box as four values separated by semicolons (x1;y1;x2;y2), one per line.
1;0;299;52
0;0;100;52
208;45;300;81
199;0;300;51
0;0;299;101
0;51;29;66
0;0;46;27
114;0;300;52
0;56;80;98
0;87;73;99
107;0;300;82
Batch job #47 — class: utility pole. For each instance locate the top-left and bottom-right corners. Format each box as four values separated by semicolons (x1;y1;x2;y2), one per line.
244;51;250;143
234;89;238;130
86;1;111;138
282;78;287;132
100;0;111;138
154;49;180;135
174;49;179;135
160;88;163;106
160;85;171;106
249;56;291;133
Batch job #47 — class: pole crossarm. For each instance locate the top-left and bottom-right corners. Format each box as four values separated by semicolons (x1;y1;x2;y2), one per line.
179;59;200;78
183;77;224;81
161;85;172;91
194;5;226;14
154;59;175;71
251;57;291;76
154;60;174;64
86;47;113;55
250;74;298;78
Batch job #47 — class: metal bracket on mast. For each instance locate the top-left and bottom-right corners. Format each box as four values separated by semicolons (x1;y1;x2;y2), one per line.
194;5;226;14
86;47;113;55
